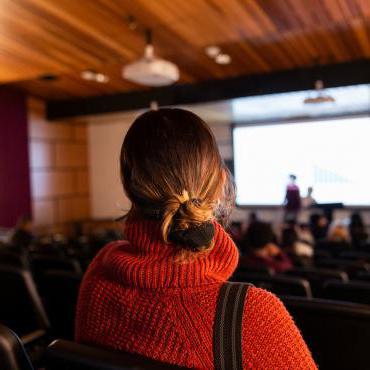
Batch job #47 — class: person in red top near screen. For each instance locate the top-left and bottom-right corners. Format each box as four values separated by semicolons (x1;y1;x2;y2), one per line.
75;108;317;369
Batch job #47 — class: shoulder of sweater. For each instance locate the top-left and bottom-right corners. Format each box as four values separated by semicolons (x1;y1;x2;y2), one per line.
245;286;289;318
242;286;317;369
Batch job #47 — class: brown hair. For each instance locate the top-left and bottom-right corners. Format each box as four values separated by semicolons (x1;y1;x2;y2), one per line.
120;108;234;253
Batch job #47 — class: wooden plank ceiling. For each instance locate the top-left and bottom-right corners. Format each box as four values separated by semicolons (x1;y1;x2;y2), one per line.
0;0;369;100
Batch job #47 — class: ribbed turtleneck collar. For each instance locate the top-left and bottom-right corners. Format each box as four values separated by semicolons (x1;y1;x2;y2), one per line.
100;219;239;289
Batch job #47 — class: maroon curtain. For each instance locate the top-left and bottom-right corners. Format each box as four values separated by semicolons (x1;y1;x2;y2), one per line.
0;89;31;227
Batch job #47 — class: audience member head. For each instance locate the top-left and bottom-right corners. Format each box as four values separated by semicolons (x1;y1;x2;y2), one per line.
15;214;33;232
11;214;34;249
328;222;350;243
281;226;298;250
350;212;364;227
120;108;234;255
248;211;258;225
244;221;279;255
307;186;313;196
310;213;328;240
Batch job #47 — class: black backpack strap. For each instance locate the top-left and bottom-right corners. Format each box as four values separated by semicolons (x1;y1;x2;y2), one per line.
213;282;252;370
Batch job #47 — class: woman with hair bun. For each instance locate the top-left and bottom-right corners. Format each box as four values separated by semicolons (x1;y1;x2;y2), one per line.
75;108;316;369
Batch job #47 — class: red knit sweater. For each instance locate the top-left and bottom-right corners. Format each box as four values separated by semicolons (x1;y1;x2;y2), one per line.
75;220;317;369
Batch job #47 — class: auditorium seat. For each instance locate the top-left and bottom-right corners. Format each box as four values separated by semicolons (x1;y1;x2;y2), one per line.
286;267;348;297
0;250;30;269
40;270;82;339
354;271;370;282
0;265;49;343
45;339;189;369
230;272;312;298
323;281;370;305
232;263;274;277
282;296;370;370
316;258;370;278
339;250;370;261
31;255;82;285
316;240;351;256
314;249;332;261
0;324;34;370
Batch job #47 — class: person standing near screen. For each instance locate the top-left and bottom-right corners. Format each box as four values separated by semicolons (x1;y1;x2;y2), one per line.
301;186;316;210
284;174;301;222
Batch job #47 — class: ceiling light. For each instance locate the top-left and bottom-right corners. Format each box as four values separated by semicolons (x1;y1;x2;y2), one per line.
95;73;109;83
215;53;231;65
81;70;109;83
81;70;95;81
123;29;179;86
205;45;220;58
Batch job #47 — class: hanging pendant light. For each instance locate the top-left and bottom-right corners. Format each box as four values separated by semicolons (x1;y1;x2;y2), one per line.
122;29;179;86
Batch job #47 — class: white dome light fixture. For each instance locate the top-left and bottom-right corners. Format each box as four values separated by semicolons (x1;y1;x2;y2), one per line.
122;29;179;87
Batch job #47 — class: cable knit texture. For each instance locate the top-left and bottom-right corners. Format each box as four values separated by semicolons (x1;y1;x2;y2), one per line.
75;220;317;369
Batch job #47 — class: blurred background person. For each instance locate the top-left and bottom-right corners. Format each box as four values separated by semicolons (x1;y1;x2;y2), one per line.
10;215;34;251
240;221;292;273
328;221;351;244
349;212;368;248
281;222;313;267
301;186;316;210
310;213;329;241
284;174;301;222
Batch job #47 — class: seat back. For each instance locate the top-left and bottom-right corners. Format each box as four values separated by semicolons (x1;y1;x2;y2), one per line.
286;267;348;296
0;266;49;339
316;241;351;257
231;273;312;298
282;296;370;370
316;258;370;278
45;339;189;370
0;250;30;269
355;271;370;282
41;270;82;339
237;258;275;276
339;250;370;261
31;256;82;276
0;324;34;370
323;281;370;305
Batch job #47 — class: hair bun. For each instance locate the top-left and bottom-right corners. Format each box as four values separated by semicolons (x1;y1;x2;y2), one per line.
168;222;215;251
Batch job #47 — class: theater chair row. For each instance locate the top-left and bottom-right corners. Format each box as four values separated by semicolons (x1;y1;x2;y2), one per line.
233;256;370;302
2;296;370;370
0;324;187;370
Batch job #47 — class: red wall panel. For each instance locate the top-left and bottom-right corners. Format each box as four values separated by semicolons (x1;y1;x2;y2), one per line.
0;89;31;227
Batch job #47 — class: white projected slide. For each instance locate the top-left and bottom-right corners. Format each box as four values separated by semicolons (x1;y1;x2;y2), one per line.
233;116;370;206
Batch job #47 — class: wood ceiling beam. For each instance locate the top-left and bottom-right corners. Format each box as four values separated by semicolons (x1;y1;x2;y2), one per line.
46;59;370;120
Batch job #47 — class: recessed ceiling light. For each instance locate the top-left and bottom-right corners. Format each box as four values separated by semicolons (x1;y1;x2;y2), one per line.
95;73;109;83
81;70;109;83
205;45;221;58
215;53;231;65
81;70;95;81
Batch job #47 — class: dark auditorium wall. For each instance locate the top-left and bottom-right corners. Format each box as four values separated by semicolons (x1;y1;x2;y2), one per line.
0;89;31;227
